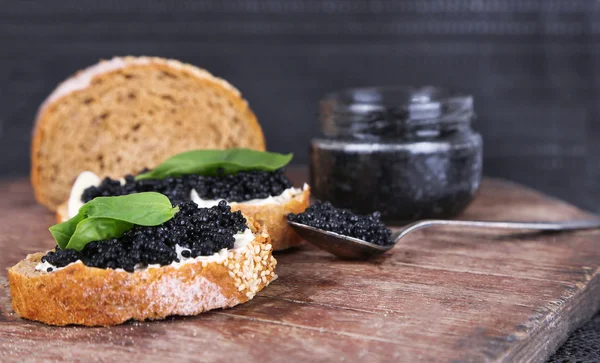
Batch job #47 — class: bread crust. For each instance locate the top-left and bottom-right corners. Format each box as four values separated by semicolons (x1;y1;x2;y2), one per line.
8;221;276;326
230;187;310;251
31;56;266;211
56;187;311;251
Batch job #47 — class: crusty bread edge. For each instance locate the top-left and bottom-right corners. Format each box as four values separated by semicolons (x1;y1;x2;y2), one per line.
8;220;276;326
56;187;311;251
31;56;266;211
231;187;310;251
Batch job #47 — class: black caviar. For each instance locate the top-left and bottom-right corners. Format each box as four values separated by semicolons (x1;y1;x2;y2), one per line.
311;87;482;223
288;201;392;246
42;201;248;272
82;169;293;205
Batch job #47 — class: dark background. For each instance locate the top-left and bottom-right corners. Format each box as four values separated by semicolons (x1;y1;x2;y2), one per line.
1;0;599;216
1;1;599;360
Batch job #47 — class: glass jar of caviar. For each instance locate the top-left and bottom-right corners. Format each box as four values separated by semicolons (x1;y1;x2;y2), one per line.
310;86;483;223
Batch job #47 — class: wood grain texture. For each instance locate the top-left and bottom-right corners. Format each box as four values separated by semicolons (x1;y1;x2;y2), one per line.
0;170;599;362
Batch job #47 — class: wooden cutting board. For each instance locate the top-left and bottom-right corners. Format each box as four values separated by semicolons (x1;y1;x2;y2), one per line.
1;172;599;362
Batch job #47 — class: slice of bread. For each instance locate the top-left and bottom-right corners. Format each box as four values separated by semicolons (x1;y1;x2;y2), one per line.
230;187;311;251
8;219;276;326
32;56;265;211
56;186;311;251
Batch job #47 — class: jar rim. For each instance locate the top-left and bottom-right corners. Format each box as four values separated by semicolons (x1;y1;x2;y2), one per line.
319;86;475;139
321;86;473;120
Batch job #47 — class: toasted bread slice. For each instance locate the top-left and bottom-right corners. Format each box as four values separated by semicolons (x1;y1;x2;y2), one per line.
57;186;310;251
8;220;276;326
32;56;265;211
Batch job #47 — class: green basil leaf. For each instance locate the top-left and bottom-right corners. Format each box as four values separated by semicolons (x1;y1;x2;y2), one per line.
49;192;179;251
135;148;293;181
65;217;134;251
84;192;179;225
49;210;86;249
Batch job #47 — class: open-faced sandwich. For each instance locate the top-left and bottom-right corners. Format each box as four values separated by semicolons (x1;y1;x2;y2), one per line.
31;56;265;212
57;149;310;251
9;192;276;326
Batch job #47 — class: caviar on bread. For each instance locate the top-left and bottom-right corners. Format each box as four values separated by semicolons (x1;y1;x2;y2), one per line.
8;193;277;326
56;149;311;251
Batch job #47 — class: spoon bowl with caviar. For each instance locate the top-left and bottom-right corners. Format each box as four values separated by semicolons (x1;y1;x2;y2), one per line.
287;201;600;260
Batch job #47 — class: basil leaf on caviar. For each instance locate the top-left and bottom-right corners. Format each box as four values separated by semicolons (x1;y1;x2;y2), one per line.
49;210;87;249
65;217;134;251
48;192;179;251
84;192;180;225
135;148;293;180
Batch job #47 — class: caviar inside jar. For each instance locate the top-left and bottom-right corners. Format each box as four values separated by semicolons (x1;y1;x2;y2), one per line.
311;86;483;223
42;201;248;272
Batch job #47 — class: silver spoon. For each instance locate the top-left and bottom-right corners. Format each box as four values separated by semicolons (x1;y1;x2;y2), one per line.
288;219;600;260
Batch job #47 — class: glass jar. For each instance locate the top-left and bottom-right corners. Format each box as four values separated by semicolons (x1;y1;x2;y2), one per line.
310;86;483;223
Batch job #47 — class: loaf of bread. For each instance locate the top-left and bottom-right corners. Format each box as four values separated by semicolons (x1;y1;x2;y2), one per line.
8;218;276;326
32;56;265;211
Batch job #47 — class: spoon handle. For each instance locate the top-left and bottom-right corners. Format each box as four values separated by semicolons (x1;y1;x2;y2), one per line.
395;218;600;242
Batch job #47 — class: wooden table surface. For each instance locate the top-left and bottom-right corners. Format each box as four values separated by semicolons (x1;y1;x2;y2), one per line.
1;174;599;362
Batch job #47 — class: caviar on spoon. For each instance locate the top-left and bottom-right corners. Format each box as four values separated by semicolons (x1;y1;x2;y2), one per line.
287;201;600;260
287;201;394;259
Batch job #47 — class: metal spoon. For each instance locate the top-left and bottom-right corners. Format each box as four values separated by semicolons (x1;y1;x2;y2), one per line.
288;219;600;260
